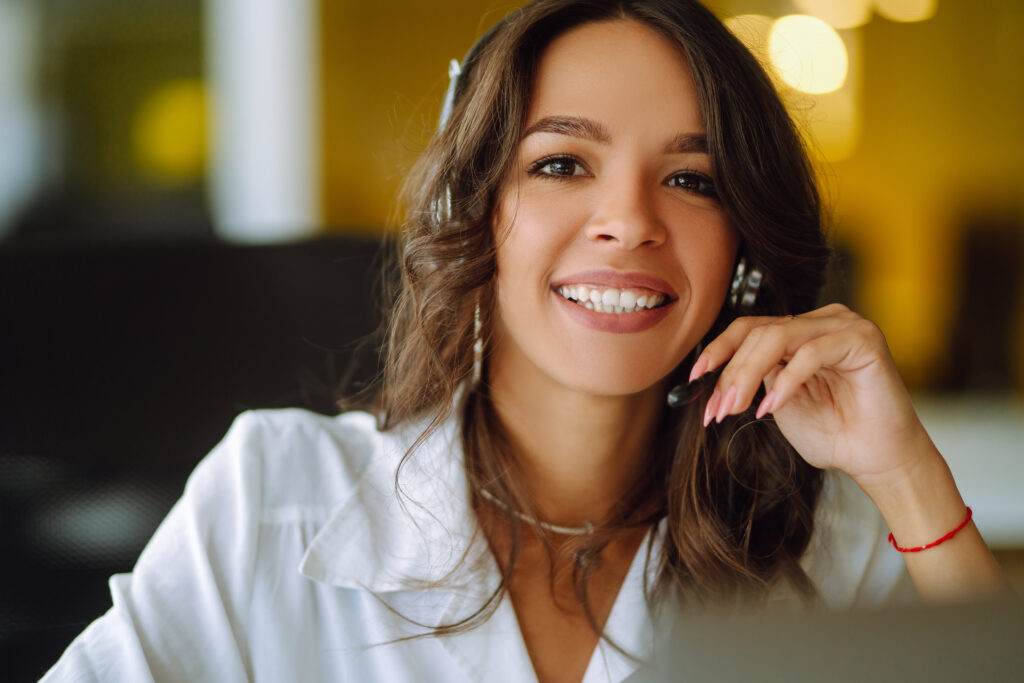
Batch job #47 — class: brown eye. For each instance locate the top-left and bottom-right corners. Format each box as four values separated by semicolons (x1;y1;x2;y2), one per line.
527;155;587;178
668;171;717;198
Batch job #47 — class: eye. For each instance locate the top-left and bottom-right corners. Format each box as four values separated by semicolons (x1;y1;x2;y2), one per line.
668;170;718;198
526;155;588;179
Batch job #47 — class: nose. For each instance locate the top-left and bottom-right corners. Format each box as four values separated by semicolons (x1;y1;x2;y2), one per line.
584;177;667;249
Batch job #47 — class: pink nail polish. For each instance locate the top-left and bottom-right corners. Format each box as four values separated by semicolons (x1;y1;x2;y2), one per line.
688;355;709;383
756;391;775;419
716;386;737;423
703;389;720;427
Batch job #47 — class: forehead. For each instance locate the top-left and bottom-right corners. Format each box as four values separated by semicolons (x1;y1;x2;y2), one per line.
525;19;704;135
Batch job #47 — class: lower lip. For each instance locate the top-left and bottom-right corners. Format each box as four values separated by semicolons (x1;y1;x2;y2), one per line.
552;290;673;333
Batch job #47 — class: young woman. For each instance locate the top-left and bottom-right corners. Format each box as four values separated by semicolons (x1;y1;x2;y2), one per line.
44;1;1010;681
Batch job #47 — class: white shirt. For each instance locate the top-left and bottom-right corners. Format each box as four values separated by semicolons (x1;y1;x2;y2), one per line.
42;408;914;683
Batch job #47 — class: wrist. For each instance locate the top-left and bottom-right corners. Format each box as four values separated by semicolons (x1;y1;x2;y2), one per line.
856;438;967;549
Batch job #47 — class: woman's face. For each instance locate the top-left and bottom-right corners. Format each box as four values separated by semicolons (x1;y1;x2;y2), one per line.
489;19;738;399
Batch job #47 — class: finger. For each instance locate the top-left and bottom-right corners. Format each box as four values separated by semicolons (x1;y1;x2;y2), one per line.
711;322;789;423
698;316;793;425
751;364;785;420
690;315;772;381
755;330;856;417
703;304;859;379
711;316;850;422
792;302;854;320
693;304;855;380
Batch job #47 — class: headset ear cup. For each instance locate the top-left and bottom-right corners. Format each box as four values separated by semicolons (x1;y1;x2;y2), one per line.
729;256;763;310
431;184;453;229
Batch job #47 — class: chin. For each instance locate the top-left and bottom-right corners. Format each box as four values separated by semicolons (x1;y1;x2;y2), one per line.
545;355;680;399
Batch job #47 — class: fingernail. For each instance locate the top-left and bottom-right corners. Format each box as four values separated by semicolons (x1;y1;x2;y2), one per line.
703;389;720;427
755;391;775;419
715;386;737;423
688;355;709;383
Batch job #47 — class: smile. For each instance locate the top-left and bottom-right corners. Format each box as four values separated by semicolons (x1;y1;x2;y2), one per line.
555;285;668;314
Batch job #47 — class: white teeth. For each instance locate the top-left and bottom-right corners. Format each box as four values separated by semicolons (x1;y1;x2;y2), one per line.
555;285;668;315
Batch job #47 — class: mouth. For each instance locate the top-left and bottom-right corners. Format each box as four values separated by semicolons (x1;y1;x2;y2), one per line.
554;284;670;314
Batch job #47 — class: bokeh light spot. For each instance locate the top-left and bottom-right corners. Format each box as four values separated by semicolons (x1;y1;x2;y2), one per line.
793;0;872;29
132;79;208;185
875;0;938;23
769;15;849;94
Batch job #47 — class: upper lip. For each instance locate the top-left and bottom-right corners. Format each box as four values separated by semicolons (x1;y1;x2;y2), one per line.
550;269;678;299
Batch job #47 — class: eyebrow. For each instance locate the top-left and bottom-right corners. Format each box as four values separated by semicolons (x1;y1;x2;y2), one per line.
522;115;708;155
523;115;611;143
664;132;708;155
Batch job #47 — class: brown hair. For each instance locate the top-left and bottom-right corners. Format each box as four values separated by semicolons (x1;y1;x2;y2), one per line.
372;0;829;637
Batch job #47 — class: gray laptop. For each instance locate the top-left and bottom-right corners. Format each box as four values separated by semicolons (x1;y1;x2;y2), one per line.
626;599;1024;682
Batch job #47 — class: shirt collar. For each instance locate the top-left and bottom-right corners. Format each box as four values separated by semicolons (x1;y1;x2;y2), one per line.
297;404;670;682
299;408;498;596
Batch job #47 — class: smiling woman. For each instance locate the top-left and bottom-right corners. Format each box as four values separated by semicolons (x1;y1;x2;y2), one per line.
491;20;737;399
42;1;1012;682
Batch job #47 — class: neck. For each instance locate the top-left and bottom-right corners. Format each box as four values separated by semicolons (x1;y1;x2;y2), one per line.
487;356;666;528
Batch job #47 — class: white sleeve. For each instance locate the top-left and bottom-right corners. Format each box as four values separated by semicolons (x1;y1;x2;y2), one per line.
802;471;918;609
40;412;267;683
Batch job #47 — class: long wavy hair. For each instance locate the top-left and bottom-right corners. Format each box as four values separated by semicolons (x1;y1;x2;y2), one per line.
371;0;830;637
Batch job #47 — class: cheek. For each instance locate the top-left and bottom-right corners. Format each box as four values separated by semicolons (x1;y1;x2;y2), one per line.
670;218;739;357
679;217;739;295
494;189;581;279
708;225;740;283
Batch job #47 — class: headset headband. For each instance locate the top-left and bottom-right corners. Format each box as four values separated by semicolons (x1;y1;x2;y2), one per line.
438;20;506;131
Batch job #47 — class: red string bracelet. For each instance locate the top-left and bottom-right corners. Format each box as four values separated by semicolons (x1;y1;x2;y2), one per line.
887;506;973;553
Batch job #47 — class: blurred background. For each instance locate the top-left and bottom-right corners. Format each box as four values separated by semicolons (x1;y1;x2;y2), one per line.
1;0;1022;678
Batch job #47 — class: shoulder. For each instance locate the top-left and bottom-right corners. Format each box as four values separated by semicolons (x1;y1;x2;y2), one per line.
189;407;466;531
187;408;386;522
40;409;393;681
215;409;380;505
118;408;390;582
800;470;917;608
41;408;434;683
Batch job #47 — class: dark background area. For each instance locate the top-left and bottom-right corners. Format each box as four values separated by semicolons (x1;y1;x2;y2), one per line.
0;234;384;680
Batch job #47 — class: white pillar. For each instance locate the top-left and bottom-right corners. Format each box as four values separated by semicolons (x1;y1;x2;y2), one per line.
205;0;321;242
0;0;44;239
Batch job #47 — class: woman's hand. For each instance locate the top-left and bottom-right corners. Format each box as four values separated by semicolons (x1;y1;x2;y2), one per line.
693;302;932;486
693;303;1013;601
